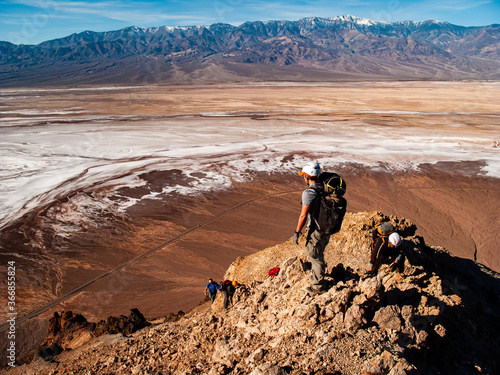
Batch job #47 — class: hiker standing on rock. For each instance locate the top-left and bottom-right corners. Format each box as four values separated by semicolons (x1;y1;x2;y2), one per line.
293;161;347;295
366;222;404;275
219;280;238;309
205;279;218;303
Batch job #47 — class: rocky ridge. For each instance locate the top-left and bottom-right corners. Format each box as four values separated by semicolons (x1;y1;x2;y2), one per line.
6;212;500;374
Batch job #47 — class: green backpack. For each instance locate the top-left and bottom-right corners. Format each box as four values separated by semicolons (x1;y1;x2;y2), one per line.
310;172;347;235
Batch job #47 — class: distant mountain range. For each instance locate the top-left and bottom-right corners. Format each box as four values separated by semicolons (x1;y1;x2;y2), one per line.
1;15;499;86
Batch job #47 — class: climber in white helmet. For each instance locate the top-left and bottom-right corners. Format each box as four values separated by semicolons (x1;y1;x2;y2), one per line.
389;232;402;247
366;226;404;276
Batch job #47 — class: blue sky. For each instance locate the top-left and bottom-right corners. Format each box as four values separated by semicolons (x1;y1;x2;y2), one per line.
1;0;499;45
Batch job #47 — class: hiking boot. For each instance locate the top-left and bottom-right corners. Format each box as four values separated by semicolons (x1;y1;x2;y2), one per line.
323;279;336;290
363;270;374;278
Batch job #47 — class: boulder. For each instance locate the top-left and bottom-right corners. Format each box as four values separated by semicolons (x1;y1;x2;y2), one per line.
373;305;403;331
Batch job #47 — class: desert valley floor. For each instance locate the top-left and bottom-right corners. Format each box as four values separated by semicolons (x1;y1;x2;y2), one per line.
0;81;499;360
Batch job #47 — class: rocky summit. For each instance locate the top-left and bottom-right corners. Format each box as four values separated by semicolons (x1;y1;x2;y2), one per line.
7;212;500;374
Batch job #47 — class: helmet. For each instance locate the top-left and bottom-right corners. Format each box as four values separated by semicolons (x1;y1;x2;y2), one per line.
232;281;238;287
388;233;402;247
299;161;321;177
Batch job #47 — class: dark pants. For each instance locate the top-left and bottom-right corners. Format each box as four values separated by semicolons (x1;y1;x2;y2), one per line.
223;287;235;309
305;229;330;291
209;292;217;303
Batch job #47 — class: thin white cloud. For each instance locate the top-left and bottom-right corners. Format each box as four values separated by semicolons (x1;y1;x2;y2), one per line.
426;0;491;11
239;0;372;17
220;0;321;22
5;0;210;25
0;19;25;25
5;0;61;9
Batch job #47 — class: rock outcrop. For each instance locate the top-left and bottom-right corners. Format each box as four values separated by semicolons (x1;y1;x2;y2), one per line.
7;212;500;374
36;309;150;361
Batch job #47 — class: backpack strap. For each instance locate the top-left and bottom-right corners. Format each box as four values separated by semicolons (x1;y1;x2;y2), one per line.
306;186;322;231
307;185;321;196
